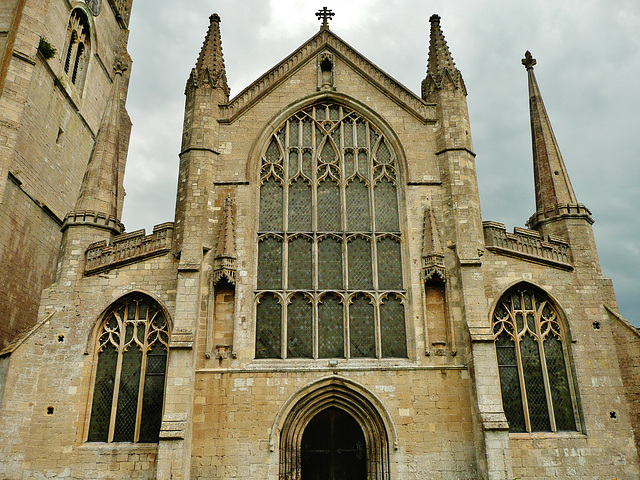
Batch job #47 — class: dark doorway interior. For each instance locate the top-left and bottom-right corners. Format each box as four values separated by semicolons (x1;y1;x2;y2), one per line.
301;407;367;480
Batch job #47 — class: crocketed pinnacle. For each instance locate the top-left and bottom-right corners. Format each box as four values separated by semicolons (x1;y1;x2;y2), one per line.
212;196;238;285
524;51;578;214
74;61;126;219
187;13;230;97
422;14;466;100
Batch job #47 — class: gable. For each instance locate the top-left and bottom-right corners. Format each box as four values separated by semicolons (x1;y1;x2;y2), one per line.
219;29;436;124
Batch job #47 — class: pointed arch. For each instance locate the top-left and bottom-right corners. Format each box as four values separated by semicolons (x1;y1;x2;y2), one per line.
253;98;409;360
272;376;396;480
490;282;579;433
86;292;171;443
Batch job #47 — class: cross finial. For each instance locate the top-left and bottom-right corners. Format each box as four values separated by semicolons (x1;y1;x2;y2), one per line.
316;7;335;29
522;51;537;70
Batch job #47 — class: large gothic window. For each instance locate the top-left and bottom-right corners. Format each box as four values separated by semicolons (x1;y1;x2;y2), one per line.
492;285;577;433
87;294;170;443
256;102;407;359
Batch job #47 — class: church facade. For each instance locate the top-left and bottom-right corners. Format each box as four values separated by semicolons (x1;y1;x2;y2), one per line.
1;3;640;479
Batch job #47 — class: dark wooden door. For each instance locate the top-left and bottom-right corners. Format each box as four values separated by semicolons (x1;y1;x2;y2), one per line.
301;407;367;480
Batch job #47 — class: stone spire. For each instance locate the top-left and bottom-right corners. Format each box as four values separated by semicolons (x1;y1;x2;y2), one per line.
211;196;237;285
70;60;126;233
186;13;229;98
523;51;591;229
421;14;466;101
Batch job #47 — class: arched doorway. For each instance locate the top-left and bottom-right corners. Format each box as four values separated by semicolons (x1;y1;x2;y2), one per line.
301;407;367;480
277;378;393;480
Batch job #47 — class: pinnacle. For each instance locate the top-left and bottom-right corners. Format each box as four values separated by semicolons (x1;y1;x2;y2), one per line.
422;14;465;100
190;13;229;96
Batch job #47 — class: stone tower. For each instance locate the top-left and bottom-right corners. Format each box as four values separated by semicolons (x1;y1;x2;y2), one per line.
0;0;133;347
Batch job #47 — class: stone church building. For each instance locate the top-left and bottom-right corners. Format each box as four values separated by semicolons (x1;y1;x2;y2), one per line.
1;2;640;479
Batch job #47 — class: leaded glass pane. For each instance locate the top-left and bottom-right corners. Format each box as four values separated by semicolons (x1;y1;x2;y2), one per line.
380;296;407;357
329;104;340;121
317;179;341;232
318;237;343;290
318;294;344;358
357;151;368;177
289;120;299;147
112;332;142;442
496;331;526;433
331;127;340;148
377;237;402;290
544;335;576;431
348;237;372;290
521;333;551;432
257;236;282;290
259;178;283;231
374;179;399;232
346;179;370;232
288;179;312;231
344;150;355;177
375;139;391;164
287;294;313;358
349;295;375;358
356;119;367;146
320;139;336;164
302;150;312;176
288;237;312;290
344;121;354;148
302;118;313;147
87;342;117;442
265;138;281;163
289;150;298;178
256;293;282;359
139;344;167;443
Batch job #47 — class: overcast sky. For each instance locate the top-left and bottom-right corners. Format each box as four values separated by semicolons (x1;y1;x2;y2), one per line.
120;0;640;325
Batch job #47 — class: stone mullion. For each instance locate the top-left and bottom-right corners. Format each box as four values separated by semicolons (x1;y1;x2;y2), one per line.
339;118;350;358
133;311;150;443
534;303;557;432
108;312;126;443
512;304;532;432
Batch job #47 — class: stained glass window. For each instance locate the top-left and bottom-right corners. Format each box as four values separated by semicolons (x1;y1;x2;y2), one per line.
87;294;170;443
256;102;406;359
492;285;577;433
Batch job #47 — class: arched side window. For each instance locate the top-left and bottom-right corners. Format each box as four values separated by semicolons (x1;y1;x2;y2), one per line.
87;294;170;443
492;285;577;433
256;102;407;360
62;9;90;89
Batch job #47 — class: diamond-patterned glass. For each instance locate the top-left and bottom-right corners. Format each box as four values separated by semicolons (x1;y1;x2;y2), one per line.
112;331;142;442
317;179;341;232
288;237;312;290
318;294;344;358
318;237;343;290
377;237;402;290
521;333;551;432
257;102;405;360
87;342;117;442
380;296;407;357
495;331;526;433
346;179;370;232
257;236;282;290
288;178;312;231
544;335;576;431
348;237;372;290
374;178;399;232
255;293;282;359
287;294;313;358
349;294;375;358
139;344;167;443
259;178;283;232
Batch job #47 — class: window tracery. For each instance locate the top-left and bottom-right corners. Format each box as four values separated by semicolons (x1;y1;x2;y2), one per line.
87;294;170;443
492;285;577;433
62;9;91;89
256;102;407;359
